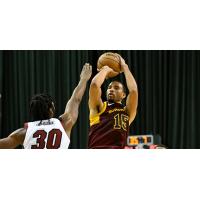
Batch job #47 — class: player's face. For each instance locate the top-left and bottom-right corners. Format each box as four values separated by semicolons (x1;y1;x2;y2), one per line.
106;82;126;103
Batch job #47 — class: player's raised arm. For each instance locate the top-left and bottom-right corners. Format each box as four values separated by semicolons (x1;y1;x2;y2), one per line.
89;66;118;116
60;63;92;136
120;57;138;124
0;128;26;149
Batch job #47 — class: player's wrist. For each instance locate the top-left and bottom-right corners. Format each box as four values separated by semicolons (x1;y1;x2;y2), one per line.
80;76;89;82
121;64;129;72
101;66;112;72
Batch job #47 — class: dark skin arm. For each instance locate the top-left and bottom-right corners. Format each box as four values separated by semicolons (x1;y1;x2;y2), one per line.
0;128;26;149
0;64;92;147
60;63;92;137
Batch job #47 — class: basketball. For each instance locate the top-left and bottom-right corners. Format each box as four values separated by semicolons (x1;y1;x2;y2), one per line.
97;52;121;72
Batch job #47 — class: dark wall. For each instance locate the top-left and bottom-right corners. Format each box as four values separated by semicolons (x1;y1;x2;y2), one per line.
0;50;199;148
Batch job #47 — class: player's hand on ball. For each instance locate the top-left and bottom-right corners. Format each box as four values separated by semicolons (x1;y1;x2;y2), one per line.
99;65;119;79
98;65;112;72
81;63;92;81
116;54;128;72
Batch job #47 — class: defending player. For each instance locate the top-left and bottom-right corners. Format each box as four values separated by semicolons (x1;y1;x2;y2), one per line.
0;63;92;149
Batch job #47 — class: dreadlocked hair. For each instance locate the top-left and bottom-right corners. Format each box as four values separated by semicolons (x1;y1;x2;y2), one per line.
30;93;54;121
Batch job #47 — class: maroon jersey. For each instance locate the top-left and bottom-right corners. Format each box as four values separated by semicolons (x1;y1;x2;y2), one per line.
88;102;129;149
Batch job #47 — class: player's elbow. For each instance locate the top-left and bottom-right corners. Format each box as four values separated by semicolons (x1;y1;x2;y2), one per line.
74;96;81;104
70;93;81;104
129;89;138;98
90;78;100;89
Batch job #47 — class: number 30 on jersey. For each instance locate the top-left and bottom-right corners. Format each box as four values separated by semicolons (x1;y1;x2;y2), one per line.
31;129;62;149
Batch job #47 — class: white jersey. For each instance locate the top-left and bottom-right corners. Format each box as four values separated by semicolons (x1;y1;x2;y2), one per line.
23;118;70;149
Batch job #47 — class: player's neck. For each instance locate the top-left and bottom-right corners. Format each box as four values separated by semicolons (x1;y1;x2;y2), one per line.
107;100;122;104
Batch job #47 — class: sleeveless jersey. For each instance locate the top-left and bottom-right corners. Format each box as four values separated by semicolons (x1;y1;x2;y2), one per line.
23;118;70;149
88;102;129;149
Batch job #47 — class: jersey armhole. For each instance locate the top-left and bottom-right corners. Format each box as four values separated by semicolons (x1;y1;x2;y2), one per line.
58;117;65;129
90;102;107;120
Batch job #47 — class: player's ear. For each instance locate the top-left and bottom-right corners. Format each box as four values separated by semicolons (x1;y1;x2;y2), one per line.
49;108;54;117
122;92;126;99
50;102;55;116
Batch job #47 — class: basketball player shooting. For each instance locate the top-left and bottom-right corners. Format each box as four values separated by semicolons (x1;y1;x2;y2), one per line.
0;63;92;149
88;55;138;149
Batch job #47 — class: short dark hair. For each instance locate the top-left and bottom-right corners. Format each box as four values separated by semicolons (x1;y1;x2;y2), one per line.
30;93;54;121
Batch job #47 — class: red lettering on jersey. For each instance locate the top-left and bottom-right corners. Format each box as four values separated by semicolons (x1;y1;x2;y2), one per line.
31;129;62;149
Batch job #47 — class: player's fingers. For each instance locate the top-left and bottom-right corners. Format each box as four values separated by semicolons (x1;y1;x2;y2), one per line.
84;63;89;67
87;63;91;70
87;64;90;71
83;63;89;71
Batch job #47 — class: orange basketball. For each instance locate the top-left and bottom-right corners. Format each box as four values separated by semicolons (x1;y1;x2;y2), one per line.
97;52;121;72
